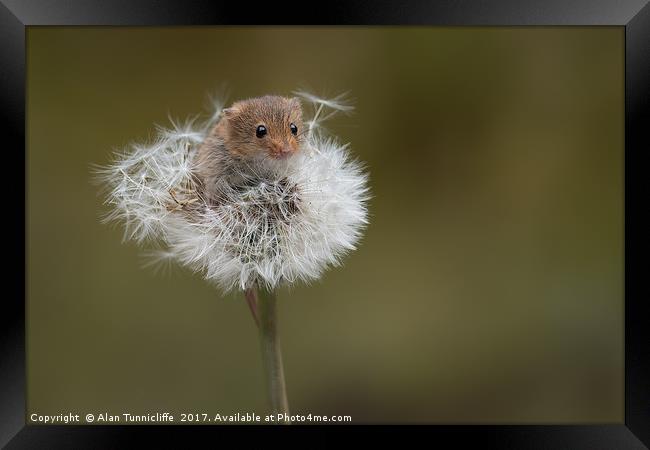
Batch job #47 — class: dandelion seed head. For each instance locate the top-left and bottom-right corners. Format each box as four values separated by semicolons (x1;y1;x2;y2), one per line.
96;91;370;292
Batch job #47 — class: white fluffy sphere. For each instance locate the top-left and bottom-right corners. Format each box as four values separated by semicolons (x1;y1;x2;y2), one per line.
98;92;370;291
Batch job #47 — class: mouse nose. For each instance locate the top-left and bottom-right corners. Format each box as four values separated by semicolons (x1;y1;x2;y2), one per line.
270;141;294;158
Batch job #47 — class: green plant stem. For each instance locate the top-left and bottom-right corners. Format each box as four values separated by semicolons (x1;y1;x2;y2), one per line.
247;286;290;424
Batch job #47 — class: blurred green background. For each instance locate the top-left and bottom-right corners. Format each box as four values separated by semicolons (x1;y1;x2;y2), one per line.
27;27;623;423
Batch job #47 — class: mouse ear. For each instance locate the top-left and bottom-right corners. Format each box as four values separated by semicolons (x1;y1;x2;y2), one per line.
288;97;303;115
222;104;241;119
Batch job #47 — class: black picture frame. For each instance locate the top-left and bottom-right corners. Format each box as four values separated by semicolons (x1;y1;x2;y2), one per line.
2;0;648;448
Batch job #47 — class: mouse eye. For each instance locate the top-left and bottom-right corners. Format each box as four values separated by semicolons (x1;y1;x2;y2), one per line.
256;125;267;138
290;123;298;135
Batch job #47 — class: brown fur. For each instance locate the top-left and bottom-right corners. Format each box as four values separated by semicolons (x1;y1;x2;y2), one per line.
193;95;304;204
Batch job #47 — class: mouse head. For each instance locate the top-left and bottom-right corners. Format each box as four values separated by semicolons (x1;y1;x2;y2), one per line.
219;95;304;161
